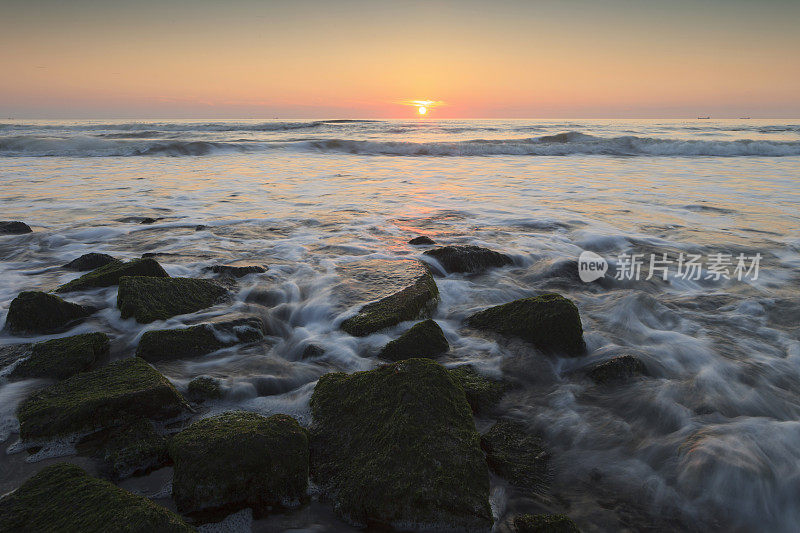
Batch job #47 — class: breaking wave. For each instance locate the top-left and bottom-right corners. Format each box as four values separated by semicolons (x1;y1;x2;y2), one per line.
2;131;800;157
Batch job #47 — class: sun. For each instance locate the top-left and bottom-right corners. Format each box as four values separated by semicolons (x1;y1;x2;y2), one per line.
417;106;428;115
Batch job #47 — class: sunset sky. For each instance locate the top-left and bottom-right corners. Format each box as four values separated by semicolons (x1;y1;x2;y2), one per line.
2;0;799;118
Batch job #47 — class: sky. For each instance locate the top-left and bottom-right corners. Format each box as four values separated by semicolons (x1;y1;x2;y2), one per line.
1;0;799;118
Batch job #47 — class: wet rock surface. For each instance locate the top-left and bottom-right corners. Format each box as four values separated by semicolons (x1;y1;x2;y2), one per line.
0;221;32;235
408;235;436;245
56;258;169;293
513;513;580;533
62;253;118;271
169;411;308;515
424;245;512;274
585;355;646;385
4;291;93;335
448;365;507;413
117;276;227;323
309;358;492;530
467;294;586;356
187;376;223;402
207;264;267;278
6;332;109;381
377;319;449;361
136;317;264;362
481;420;550;491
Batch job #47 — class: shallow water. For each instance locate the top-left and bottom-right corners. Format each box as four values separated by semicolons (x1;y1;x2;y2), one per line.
1;119;799;532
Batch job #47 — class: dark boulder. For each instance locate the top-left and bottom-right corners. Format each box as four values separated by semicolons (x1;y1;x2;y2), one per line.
310;358;492;530
585;355;646;385
378;319;449;361
56;258;168;293
207;264;267;278
7;332;109;381
513;514;580;533
117;276;227;323
5;291;93;335
423;245;512;274
17;357;189;440
0;463;193;532
409;235;436;245
135;317;264;362
77;418;170;481
0;221;32;235
481;420;549;491
340;262;439;337
168;412;308;514
448;365;507;413
187;376;223;402
466;294;586;356
62;253;118;271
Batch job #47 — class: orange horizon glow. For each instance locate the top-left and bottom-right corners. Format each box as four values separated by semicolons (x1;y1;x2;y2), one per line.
1;1;799;119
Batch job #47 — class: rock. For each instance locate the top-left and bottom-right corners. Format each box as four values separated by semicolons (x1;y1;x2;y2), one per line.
208;264;267;278
117;276;227;324
135;317;264;362
187;376;223;402
0;463;193;532
140;217;162;224
513;514;580;533
466;294;586;356
169;412;308;514
340;262;439;337
481;420;549;491
62;253;118;271
423;245;512;274
4;291;93;335
56;258;168;293
409;235;436;245
585;355;646;385
7;332;109;381
301;344;325;359
17;357;189;441
378;319;449;361
194;224;208;231
310;358;492;530
78;418;169;481
448;365;507;413
0;221;32;235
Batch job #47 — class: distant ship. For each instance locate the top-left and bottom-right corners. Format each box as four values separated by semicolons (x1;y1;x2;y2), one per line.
740;117;751;119
697;116;710;119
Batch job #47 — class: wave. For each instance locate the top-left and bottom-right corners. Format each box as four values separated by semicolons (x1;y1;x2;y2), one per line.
2;131;800;157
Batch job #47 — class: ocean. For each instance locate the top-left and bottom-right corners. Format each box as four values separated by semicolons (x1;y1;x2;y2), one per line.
1;118;799;531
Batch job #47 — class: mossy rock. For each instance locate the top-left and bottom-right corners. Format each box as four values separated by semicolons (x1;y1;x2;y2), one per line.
448;365;507;413
117;276;227;324
208;264;267;278
77;418;169;481
466;294;586;356
378;319;449;361
481;420;549;491
0;463;194;532
168;411;309;514
9;332;109;381
187;376;223;402
310;358;492;530
62;253;118;271
5;291;93;335
136;318;264;362
423;245;512;274
340;266;439;337
0;221;32;235
513;513;580;533
408;235;436;245
56;258;168;293
586;355;646;385
17;357;189;441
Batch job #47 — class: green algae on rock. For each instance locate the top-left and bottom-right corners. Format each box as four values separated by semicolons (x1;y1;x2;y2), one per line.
448;365;507;413
5;291;93;335
187;376;223;402
136;317;264;362
56;258;169;293
117;276;227;324
77;418;170;481
208;264;267;278
586;355;646;385
62;253;119;272
309;358;492;530
466;294;586;356
423;245;512;274
17;357;189;441
9;332;109;381
481;420;550;491
168;411;308;514
513;513;580;533
340;265;439;337
0;463;194;532
378;319;449;361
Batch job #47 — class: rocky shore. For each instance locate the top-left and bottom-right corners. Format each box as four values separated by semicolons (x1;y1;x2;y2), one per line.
0;232;651;532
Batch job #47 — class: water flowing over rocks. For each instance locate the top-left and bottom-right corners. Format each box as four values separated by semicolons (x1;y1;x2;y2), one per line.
423;245;513;274
135;317;264;362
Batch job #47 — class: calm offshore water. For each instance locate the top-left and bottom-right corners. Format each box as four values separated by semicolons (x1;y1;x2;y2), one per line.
1;119;799;532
